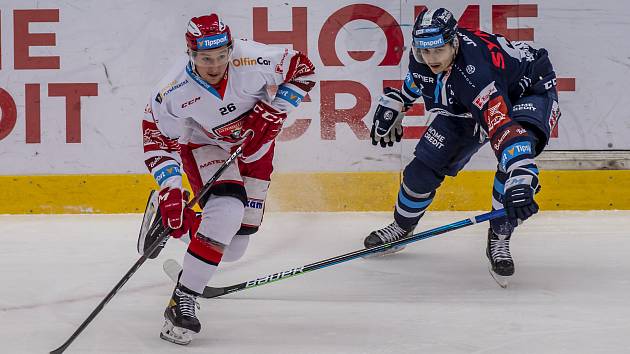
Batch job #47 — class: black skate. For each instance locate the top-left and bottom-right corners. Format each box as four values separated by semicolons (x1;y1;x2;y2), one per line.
137;190;168;259
486;228;514;288
363;221;414;257
160;283;201;345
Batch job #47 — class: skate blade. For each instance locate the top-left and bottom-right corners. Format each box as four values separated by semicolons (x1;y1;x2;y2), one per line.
362;245;406;259
160;319;194;345
488;265;509;288
163;259;183;283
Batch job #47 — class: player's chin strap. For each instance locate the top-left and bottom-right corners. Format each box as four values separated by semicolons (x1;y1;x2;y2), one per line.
49;146;244;354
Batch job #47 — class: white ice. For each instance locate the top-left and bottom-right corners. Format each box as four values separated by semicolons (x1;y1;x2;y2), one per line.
1;211;629;354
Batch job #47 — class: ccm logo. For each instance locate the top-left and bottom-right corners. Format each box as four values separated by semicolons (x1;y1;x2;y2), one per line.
181;97;201;108
543;78;557;90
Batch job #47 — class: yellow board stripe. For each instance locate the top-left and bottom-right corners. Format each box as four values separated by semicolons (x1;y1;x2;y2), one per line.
0;170;628;214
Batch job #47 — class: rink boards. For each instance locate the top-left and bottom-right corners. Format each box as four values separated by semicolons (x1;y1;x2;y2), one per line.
1;169;628;213
1;1;629;213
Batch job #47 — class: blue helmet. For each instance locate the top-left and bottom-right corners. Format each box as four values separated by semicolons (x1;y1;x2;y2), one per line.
412;8;458;61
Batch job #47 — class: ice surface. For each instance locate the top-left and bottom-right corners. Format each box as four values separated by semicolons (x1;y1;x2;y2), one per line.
1;211;629;354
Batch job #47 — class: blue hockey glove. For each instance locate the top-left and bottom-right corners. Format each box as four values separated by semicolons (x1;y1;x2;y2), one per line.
370;88;406;147
503;167;540;227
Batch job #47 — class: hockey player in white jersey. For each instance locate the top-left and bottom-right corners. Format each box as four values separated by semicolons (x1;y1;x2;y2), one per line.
139;13;315;345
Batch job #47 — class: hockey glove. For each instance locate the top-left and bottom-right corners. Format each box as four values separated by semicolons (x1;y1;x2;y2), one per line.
158;188;198;238
371;88;406;147
240;101;287;162
503;167;540;227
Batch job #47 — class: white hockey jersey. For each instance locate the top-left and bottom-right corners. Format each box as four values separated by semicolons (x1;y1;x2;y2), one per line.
142;39;315;188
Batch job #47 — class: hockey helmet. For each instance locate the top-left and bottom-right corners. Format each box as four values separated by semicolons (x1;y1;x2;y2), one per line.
186;13;233;67
412;8;458;62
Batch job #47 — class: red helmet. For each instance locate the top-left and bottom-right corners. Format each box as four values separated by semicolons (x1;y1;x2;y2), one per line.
185;13;232;51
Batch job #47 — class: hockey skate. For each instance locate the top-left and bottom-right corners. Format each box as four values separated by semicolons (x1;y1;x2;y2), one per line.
160;283;201;345
363;221;414;257
137;190;168;259
486;228;514;288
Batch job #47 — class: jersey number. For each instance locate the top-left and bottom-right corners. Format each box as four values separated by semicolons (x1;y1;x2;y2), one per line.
220;103;237;115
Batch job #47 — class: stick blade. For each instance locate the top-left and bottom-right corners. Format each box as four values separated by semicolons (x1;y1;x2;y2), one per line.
163;259;227;298
202;286;227;298
163;259;182;283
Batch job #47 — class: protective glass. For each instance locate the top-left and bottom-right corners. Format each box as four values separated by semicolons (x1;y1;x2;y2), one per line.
190;46;232;68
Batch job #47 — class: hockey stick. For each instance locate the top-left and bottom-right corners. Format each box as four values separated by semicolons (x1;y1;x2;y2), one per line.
50;145;243;354
164;209;507;299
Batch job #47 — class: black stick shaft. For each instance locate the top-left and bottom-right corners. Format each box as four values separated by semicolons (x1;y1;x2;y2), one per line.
200;209;506;299
50;146;242;354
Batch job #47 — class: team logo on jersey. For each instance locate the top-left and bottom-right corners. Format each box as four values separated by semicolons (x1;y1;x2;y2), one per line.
484;96;509;137
473;81;497;109
466;65;475;74
210;116;246;143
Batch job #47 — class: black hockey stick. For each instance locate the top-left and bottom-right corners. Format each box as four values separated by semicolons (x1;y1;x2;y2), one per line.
50;145;243;354
164;209;507;299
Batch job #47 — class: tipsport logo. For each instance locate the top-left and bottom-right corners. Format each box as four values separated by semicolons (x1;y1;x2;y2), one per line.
276;85;303;107
153;165;181;186
197;33;229;50
414;34;444;49
405;73;422;95
500;142;532;170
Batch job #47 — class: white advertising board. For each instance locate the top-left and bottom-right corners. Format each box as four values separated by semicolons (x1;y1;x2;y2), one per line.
0;1;628;174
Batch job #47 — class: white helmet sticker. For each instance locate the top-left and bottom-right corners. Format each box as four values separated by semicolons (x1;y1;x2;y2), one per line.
188;21;202;36
218;17;226;31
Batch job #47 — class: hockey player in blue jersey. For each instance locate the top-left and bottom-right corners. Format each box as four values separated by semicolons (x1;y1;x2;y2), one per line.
365;8;560;279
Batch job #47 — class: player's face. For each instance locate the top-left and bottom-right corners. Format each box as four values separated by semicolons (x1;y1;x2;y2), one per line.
190;46;232;85
419;45;456;74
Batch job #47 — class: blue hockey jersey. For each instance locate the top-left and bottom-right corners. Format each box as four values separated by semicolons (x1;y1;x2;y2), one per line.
401;28;556;160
